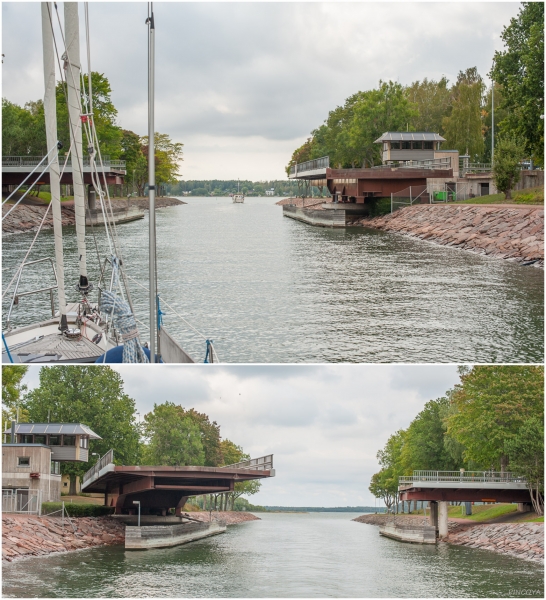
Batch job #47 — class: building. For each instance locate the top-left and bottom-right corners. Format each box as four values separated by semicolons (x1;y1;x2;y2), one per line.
2;422;101;511
265;188;275;196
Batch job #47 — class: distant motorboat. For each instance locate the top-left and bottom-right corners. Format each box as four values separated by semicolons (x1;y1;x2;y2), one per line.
232;180;244;203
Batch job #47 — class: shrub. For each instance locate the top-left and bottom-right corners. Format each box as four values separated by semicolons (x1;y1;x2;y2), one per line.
41;502;114;517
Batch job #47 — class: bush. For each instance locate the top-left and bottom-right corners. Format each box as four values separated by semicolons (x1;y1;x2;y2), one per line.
42;502;114;517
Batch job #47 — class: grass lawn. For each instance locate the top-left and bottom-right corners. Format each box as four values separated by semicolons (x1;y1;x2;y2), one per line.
450;185;544;206
522;516;544;522
406;503;519;521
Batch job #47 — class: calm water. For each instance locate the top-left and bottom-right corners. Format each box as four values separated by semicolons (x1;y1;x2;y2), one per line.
2;197;543;362
2;513;543;598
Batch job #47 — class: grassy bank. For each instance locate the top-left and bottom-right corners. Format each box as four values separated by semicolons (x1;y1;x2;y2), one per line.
451;186;544;205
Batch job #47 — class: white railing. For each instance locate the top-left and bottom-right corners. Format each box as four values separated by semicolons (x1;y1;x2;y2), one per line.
375;157;452;170
82;449;113;486
3;156;126;170
460;162;492;175
2;488;42;514
399;470;526;485
222;454;274;471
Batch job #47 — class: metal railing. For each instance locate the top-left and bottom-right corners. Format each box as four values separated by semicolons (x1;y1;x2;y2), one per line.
290;156;329;176
222;454;274;471
399;470;526;485
374;157;452;170
2;488;42;514
460;162;492;175
4;257;59;331
82;449;114;486
2;156;126;170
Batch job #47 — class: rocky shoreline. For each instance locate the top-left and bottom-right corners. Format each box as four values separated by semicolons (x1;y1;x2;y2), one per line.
358;204;544;267
2;511;259;563
353;513;544;563
2;197;185;235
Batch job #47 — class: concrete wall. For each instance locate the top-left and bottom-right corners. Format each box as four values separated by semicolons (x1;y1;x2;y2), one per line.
125;520;226;549
2;445;61;502
379;522;437;544
283;205;347;227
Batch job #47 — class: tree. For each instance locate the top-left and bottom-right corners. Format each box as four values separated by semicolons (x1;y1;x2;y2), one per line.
369;469;398;512
446;366;544;472
185;408;223;467
1;366;28;438
505;417;544;516
2;98;46;156
120;129;146;196
406;77;451;135
401;396;460;473
141;402;205;467
490;2;544;166
492;134;526;199
140;132;184;196
373;429;406;512
285;137;315;176
442;67;486;159
25;366;140;494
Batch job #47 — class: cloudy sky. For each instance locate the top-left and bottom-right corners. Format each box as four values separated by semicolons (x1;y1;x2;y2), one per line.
2;1;519;181
22;365;461;507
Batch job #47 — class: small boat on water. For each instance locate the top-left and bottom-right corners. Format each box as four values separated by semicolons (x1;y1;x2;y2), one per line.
232;180;244;203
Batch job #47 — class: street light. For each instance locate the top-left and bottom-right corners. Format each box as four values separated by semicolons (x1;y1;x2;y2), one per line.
133;500;141;527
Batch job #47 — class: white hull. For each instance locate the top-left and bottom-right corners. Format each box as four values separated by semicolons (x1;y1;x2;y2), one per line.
232;194;244;203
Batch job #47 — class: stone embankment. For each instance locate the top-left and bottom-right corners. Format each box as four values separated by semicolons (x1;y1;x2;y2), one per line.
2;197;185;235
276;197;325;209
358;204;544;266
187;511;261;525
447;522;544;564
2;514;125;563
354;513;544;563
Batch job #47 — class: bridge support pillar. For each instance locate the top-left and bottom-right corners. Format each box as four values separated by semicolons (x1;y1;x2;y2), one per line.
429;501;438;530
517;502;532;512
438;501;449;539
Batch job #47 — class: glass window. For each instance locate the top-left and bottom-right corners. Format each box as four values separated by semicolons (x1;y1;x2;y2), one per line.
424;141;434;150
20;435;33;444
402;141;412;150
35;435;46;445
63;436;76;446
80;437;88;449
18;457;30;467
390;142;401;150
49;435;60;446
412;141;423;150
51;461;60;475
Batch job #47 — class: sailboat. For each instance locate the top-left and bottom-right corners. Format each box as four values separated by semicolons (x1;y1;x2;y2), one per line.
2;3;211;364
232;180;244;203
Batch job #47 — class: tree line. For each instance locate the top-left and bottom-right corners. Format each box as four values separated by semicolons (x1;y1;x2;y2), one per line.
167;179;302;197
2;72;183;197
2;366;260;511
287;3;543;176
369;366;544;516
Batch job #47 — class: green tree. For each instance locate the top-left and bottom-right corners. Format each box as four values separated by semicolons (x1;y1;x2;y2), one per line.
141;132;184;196
369;469;398;512
25;366;140;494
2;98;46;156
446;366;544;472
120;129;146;195
286;137;315;176
406;77;451;135
220;439;246;466
401;396;460;472
492;134;526;199
185;408;222;467
1;366;29;438
141;402;205;467
490;2;544;166
505;417;544;516
442;67;486;159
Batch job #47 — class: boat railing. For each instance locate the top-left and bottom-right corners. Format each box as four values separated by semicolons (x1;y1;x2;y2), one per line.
82;449;114;487
222;454;274;471
399;470;526;485
4;257;59;331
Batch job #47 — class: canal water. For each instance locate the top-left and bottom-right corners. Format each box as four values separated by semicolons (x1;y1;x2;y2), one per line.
2;513;543;598
2;197;543;363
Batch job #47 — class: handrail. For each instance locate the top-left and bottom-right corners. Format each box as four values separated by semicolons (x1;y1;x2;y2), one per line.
399;470;526;484
222;454;273;471
373;157;452;170
290;156;329;176
2;156;126;170
82;449;114;485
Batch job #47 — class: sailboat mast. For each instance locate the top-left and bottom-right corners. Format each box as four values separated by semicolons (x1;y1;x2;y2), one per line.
64;2;89;292
147;3;157;363
41;3;66;318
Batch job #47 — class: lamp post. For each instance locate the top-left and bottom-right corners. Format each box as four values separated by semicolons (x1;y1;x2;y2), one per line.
133;500;141;527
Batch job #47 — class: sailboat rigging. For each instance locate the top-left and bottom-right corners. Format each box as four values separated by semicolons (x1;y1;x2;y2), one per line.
2;2;216;364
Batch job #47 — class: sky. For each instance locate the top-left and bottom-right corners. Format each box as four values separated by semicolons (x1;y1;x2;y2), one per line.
21;364;461;507
2;1;520;181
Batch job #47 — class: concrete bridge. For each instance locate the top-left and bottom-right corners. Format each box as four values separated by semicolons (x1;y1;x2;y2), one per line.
81;450;275;516
2;155;126;187
398;470;531;539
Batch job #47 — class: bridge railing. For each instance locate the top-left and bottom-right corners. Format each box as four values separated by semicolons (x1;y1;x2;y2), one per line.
2;156;126;170
222;454;273;471
82;449;114;487
373;157;452;170
399;470;526;485
289;156;329;176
